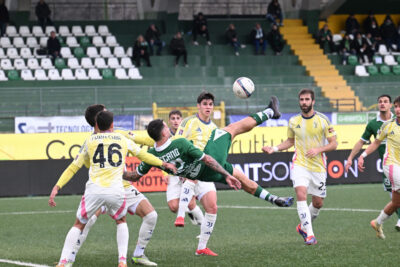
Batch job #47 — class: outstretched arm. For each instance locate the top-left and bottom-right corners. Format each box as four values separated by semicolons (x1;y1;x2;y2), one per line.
48;163;80;207
345;139;365;172
202;154;241;190
262;137;295;154
123;170;143;182
357;139;382;172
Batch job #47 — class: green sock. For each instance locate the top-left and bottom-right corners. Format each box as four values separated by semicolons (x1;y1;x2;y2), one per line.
396;208;400;219
254;185;276;203
249;109;273;125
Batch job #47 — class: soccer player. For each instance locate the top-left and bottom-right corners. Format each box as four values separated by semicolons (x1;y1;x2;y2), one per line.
262;89;337;245
166;110;204;226
358;96;400;240
345;95;400;230
124;96;294;256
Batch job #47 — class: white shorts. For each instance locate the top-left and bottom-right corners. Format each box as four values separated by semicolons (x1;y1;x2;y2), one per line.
383;165;400;192
125;185;147;215
166;176;216;202
290;165;327;198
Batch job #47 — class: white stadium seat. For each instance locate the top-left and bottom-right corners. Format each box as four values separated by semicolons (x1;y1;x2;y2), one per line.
0;48;6;58
384;55;398;66
68;58;81;69
14;58;27;70
115;68;129;79
72;26;84;37
45;26;57;36
75;68;89;80
332;34;342;43
98;25;110;36
66;36;79;47
100;46;112;58
7;48;20;59
13;37;26;48
378;44;389;56
1;59;13;70
0;70;8;81
126;47;133;57
58;26;72;37
34;69;49;80
88;68;102;80
355;65;369;77
20;47;33;59
92;36;105;47
81;57;94;68
128;68;142;79
61;68;76;80
41;58;53;69
27;58;40;69
19;26;32;37
94;57;107;68
21;69;35;80
105;35;118;47
114;46;126;58
40;37;48;47
86;47;99;58
48;69;62;80
0;37;13;48
85;25;97;36
60;47;73;58
32;26;45;37
26;37;40;48
107;57;120;68
121;57;133;68
6;26;19;37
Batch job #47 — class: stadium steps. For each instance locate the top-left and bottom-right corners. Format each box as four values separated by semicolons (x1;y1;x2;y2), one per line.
280;19;364;111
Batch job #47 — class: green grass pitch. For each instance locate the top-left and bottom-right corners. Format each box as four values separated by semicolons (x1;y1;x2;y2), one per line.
0;184;399;267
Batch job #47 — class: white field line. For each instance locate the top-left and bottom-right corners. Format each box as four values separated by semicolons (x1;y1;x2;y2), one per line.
0;259;51;267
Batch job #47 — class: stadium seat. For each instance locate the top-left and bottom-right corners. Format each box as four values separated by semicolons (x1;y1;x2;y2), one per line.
66;36;79;47
27;58;40;69
20;47;33;59
378;44;389;55
32;26;45;37
98;25;110;36
60;47;73;58
6;26;18;37
55;58;66;69
26;37;39;48
355;65;369;77
373;55;383;65
105;35;118;47
34;69;49;80
85;25;97;36
13;58;27;70
114;46;126;58
75;68;89;80
348;55;358;66
40;58;53;69
115;68;129;79
121;57;134;68
107;57;120;68
57;36;65;46
7;69;20;80
48;69;62;80
40;37;48;47
68;58;81;69
13;37;26;48
92;36;105;47
126;47;133;57
1;59;13;70
45;26;57;36
0;48;5;58
0;37;12;48
72;26;85;37
58;26;72;37
88;68;102;80
0;70;8;81
380;65;391;75
21;69;35;80
19;26;32;37
384;55;397;66
73;47;85;58
393;65;400;75
94;57;107;68
367;65;378;75
79;36;91;48
128;68;142;79
100;47;112;58
81;57;94;68
7;48;20;59
61;68;76;80
332;34;342;43
102;68;114;79
87;47;99;58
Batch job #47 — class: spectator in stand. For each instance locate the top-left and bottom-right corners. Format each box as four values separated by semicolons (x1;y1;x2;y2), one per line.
345;13;360;36
352;32;369;64
369;20;381;38
132;35;151;67
266;0;283;26
380;16;398;51
250;23;267;55
365;32;377;62
47;31;61;63
317;24;335;54
225;23;246;56
267;24;285;55
170;31;188;67
363;11;378;34
192;12;211;46
0;0;9;37
145;24;165;56
36;0;53;31
339;34;354;65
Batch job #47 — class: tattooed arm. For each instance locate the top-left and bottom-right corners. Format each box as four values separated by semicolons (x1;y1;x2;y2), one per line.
201;154;241;190
123;171;142;182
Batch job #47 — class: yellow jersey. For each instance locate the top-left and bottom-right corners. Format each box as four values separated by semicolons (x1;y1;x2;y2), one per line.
176;114;217;151
377;118;400;166
115;127;155;147
288;112;336;172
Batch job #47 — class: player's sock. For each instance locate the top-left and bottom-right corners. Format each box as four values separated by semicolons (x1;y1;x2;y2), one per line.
297;201;314;237
190;205;204;225
254;185;277;203
249;109;274;125
308;203;320;222
68;214;98;262
133;211;157;257
117;222;129;264
197;213;217;250
376;210;390;225
177;180;196;218
59;226;81;265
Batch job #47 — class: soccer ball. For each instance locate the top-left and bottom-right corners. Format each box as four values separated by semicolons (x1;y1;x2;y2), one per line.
233;77;255;99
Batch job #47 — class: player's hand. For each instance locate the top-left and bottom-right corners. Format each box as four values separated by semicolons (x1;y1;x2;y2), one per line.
306;148;320;158
48;185;59;207
357;156;365;172
345;158;352;173
225;175;241;191
163;162;177;174
262;146;274;154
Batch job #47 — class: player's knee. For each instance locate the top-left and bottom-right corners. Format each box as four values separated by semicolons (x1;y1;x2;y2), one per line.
168;201;178;213
204;203;218;214
144;210;157;226
313;200;323;209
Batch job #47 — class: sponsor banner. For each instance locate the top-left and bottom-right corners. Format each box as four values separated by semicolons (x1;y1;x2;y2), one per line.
335;112;378;125
125;157;167;192
15;115;135;134
229;113;333;127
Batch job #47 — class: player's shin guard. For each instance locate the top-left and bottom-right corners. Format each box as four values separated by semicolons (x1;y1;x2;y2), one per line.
249;109;273;125
59;226;81;265
254;185;276;203
117;222;129;264
190;205;204;225
69;214;98;262
133;211;157;257
177;180;196;218
297;201;314;237
197;213;217;250
308;203;320;222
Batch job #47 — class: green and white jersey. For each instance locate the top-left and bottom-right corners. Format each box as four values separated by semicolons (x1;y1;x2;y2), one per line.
136;138;207;180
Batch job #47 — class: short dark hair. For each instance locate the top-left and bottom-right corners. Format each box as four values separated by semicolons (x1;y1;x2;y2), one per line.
96;110;113;131
169;110;182;118
298;88;315;100
197;91;215;104
378;94;391;102
85;104;105;127
147;119;165;141
394;96;400;105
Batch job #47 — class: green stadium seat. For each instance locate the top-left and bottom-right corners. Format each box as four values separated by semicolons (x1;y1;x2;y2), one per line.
80;36;91;48
380;65;391;75
348;55;358;66
102;68;114;79
397;55;400;63
55;58;66;69
367;65;378;75
393;65;400;75
73;47;85;58
372;55;383;65
7;70;20;80
57;36;65;46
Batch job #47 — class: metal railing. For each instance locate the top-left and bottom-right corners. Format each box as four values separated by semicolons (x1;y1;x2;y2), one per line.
330;98;357;112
